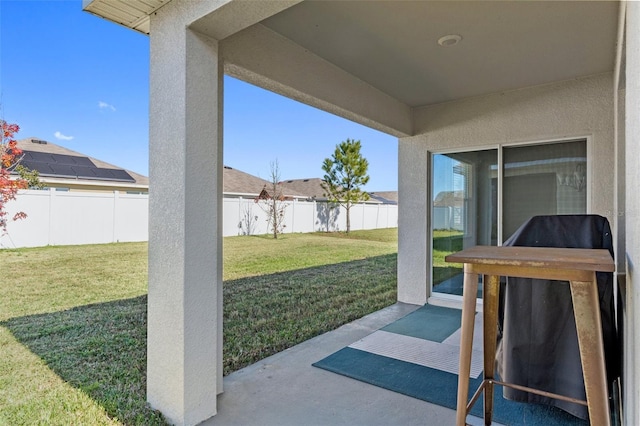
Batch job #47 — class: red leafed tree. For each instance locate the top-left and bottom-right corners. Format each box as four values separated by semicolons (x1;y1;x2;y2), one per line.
1;120;28;234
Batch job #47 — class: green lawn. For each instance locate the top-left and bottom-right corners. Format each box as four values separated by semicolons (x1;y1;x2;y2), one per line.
0;228;398;425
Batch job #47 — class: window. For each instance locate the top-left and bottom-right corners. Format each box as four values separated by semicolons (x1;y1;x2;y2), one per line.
431;139;586;298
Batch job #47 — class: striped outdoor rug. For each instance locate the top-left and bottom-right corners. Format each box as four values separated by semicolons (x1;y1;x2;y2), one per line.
313;304;587;426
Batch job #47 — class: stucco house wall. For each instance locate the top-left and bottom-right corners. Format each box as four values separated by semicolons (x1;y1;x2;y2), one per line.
398;72;615;305
625;4;640;421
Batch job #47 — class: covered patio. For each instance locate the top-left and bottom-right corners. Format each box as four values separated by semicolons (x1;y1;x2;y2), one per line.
82;1;638;425
206;303;459;426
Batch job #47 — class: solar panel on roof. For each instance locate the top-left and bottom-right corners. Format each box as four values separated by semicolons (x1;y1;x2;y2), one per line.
19;160;48;175
18;150;136;183
50;165;77;177
24;151;53;163
94;168;135;181
70;166;95;178
51;154;94;167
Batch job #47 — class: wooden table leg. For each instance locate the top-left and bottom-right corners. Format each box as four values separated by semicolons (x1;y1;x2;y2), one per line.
482;275;500;425
456;266;479;426
569;276;611;426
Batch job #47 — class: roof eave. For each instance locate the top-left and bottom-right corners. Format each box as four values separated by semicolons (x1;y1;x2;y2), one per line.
82;0;166;35
36;176;149;189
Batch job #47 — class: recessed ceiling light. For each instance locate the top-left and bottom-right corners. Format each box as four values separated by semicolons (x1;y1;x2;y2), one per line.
438;34;462;47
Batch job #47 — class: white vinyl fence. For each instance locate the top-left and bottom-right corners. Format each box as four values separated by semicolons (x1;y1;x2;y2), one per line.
1;190;398;248
224;197;398;236
1;189;149;249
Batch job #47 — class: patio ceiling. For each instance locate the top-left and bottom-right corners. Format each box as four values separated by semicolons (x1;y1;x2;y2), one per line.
84;1;619;111
259;1;619;108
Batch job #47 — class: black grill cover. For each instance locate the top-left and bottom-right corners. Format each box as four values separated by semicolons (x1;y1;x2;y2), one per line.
496;215;619;420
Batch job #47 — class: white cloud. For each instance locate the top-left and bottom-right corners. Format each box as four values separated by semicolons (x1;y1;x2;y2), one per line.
54;131;74;141
98;101;116;111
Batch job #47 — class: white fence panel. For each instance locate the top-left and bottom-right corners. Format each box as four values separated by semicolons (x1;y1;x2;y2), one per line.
238;198;269;236
281;200;295;234
282;200;311;234
114;193;149;242
387;205;398;228
291;200;315;234
2;190;398;248
315;202;340;232
362;204;379;230
377;205;390;229
223;198;241;236
1;190;51;248
49;192;115;245
1;189;149;248
349;204;364;230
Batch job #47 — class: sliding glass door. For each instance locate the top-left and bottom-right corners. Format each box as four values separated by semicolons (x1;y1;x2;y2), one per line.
502;140;587;238
431;140;587;298
432;149;497;296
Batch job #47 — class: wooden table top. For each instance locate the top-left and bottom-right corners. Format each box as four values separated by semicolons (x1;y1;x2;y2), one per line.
445;245;614;273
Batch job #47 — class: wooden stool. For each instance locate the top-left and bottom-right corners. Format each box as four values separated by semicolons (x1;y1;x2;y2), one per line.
445;245;614;426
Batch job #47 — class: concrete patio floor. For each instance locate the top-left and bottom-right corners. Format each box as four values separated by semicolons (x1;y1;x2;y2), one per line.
204;302;468;426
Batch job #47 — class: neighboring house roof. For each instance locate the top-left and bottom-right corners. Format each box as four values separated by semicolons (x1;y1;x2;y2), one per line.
223;166;272;195
368;191;398;205
15;138;149;189
223;166;306;199
281;178;396;204
279;178;327;200
433;190;464;208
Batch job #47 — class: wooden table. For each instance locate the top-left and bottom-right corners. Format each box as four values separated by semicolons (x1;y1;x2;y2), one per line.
445;245;614;426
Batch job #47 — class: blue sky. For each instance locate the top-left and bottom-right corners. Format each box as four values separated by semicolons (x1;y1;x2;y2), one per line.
1;0;398;191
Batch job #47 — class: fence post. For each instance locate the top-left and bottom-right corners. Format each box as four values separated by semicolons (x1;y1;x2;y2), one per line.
290;199;295;233
113;191;119;243
48;188;55;245
312;200;317;232
238;197;243;236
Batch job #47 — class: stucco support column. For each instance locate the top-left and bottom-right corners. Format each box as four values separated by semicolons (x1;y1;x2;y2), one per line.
626;3;640;426
147;14;223;426
397;138;429;305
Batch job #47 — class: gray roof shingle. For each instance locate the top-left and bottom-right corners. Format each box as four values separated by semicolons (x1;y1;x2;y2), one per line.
224;166;306;198
279;178;327;200
223;166;273;195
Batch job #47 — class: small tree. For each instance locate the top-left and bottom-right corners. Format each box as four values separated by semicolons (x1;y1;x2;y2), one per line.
321;138;370;233
1;120;28;233
15;164;44;189
255;160;287;239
